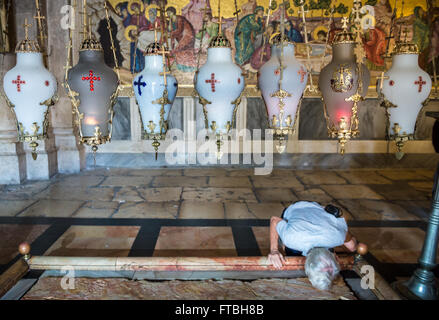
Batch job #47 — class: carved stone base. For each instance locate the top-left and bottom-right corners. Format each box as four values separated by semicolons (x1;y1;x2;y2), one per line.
24;138;58;180
0;140;26;184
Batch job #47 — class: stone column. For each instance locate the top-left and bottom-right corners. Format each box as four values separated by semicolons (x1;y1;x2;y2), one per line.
46;0;84;174
0;53;26;184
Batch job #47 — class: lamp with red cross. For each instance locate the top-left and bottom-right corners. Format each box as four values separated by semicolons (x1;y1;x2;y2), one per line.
378;27;432;159
3;18;57;161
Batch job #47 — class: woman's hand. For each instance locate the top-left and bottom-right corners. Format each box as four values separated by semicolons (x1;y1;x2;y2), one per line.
268;250;285;269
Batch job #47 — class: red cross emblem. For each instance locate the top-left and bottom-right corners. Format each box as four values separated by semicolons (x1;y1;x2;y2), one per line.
298;66;306;83
12;75;26;92
414;76;426;93
205;73;220;92
82;70;101;92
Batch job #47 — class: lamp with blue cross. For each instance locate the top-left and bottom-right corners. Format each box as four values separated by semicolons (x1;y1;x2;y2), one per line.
132;22;178;160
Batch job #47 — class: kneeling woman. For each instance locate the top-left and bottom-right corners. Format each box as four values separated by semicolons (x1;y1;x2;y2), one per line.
268;201;358;291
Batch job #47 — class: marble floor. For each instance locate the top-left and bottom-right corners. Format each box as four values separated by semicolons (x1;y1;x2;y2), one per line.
0;167;438;287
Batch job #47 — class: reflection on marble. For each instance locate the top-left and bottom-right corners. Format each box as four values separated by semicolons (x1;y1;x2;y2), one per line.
154;227;236;257
0;224;49;264
350;227;439;264
112;97;131;140
168;97;183;130
45;226;140;257
246;98;269;139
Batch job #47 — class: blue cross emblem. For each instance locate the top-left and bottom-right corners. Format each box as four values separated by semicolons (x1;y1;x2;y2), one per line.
134;75;147;96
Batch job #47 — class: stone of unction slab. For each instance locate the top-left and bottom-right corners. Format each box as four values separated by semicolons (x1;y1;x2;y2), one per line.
21;277;356;300
370;184;430;201
37;186;114;201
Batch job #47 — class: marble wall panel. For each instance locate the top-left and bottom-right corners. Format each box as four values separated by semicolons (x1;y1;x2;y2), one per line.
112;97;131;140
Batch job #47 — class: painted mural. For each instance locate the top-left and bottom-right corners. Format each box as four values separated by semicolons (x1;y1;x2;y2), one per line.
85;0;439;88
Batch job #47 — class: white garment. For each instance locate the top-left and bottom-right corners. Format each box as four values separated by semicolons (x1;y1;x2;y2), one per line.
276;201;348;256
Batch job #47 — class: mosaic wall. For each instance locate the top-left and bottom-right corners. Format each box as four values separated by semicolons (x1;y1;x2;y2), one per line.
85;0;439;87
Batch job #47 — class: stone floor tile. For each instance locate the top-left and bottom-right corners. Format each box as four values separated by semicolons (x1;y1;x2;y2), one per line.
53;175;105;188
296;171;347;185
44;226;140;257
138;187;182;202
0;224;50;264
337;199;419;221
101;176;152;187
153;227;236;257
376;170;428;181
414;169;435;180
179;201;224;219
224;202;256;219
251;176;305;191
208;176;252;188
152;176;208;188
407;181;434;194
349;227;439;264
370;184;430;201
114;201;179;219
128;169;184;177
182;187;257;202
336;171;393;185
113;187;144;202
294;188;333;203
226;168;255;176
18;200;84;217
73;201;119;218
392;200;431;220
255;188;297;202
38;186;115;201
0;200;36;216
321;185;384;200
0;181;51;200
184;168;227;176
246;202;285;219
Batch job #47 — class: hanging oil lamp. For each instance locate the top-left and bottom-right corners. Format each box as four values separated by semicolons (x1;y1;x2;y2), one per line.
195;0;245;158
318;17;370;154
133;24;178;160
378;28;432;160
3;19;57;160
65;0;119;157
258;6;307;153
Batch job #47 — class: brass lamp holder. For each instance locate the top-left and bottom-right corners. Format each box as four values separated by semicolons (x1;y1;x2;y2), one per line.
390;123;413;160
